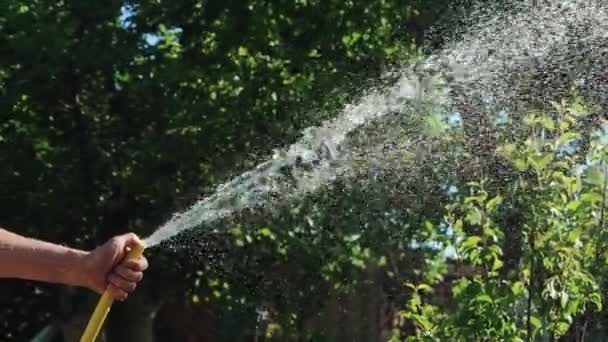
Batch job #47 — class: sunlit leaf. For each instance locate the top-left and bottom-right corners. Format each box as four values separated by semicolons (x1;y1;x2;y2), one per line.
529;152;553;171
560;291;569;309
581;192;602;203
475;294;493;304
514;159;528;171
558;132;579;145
417;284;433;293
530;316;542;331
556;322;570;335
486;195;503;212
511;281;525;296
492;258;503;271
566;200;581;211
462;236;482;250
541;117;555;131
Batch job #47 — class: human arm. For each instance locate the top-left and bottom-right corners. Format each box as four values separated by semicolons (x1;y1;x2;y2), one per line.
0;228;148;300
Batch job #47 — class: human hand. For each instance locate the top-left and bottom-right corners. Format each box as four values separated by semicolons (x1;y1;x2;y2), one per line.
81;233;148;301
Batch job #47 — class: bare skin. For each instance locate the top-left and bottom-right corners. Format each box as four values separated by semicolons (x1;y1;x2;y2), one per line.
0;229;148;301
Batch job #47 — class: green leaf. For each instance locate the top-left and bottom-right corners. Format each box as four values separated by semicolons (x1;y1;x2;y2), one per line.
511;281;525;296
497;143;516;158
543;257;555;271
238;46;249;56
417;284;433;293
550;100;563;112
465;191;488;204
344;233;361;242
591;293;603;311
404;283;417;291
530;316;542;330
377;255;387;267
492;258;504;271
351;258;366;269
529;152;553;171
584;166;606;186
524;113;537;126
258;227;276;240
465;208;483;225
476;294;493;304
566;299;581;314
566;200;581;211
558;132;579;145
462;236;482;250
568;101;586;116
415;315;433;331
307;49;321;58
541;117;555;131
18;4;29;13
488;245;503;256
581;192;602;203
426;113;445;136
567;228;583;242
560;291;569;309
553;161;572;170
486;195;503;212
556;321;570;335
453;219;464;234
514;159;528;171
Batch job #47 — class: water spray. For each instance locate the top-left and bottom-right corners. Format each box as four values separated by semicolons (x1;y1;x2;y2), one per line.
79;241;146;342
78;1;608;339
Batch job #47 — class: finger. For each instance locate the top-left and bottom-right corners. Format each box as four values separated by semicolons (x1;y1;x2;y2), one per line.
121;233;144;249
107;283;128;301
122;257;149;272
104;233;142;264
108;273;137;292
112;233;144;254
114;264;144;282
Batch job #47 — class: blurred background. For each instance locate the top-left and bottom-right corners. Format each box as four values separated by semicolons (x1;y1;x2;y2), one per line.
4;0;608;341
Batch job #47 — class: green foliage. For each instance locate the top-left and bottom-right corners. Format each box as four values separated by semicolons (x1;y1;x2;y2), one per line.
398;97;608;341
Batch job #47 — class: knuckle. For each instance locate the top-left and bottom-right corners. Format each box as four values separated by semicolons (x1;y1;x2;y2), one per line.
128;259;140;267
128;282;137;292
136;260;147;271
108;273;118;283
120;265;134;276
109;237;122;249
125;270;139;281
127;259;145;271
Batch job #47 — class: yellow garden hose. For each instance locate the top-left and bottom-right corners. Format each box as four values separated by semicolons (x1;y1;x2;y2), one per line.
80;242;146;342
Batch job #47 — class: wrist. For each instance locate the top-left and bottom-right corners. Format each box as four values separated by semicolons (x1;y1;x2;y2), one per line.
63;248;92;289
